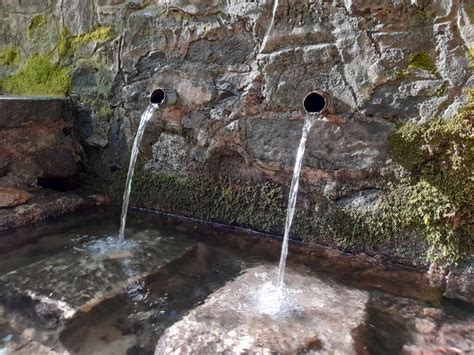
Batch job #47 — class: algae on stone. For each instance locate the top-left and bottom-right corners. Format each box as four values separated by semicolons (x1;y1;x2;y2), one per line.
0;53;71;97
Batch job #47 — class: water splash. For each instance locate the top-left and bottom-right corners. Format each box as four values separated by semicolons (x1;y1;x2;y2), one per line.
276;115;319;288
119;104;158;241
81;236;139;257
259;0;279;54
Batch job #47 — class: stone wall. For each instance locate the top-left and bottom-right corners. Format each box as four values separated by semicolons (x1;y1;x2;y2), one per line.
0;0;473;266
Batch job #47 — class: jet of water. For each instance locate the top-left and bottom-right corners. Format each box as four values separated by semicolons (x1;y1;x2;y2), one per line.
259;0;279;54
276;115;318;288
119;104;159;241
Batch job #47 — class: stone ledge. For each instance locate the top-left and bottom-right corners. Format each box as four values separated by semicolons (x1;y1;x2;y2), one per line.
0;96;72;129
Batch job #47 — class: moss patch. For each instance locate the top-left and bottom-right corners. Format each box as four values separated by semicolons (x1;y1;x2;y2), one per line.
27;15;47;39
0;53;71;96
1;24;114;97
408;52;438;76
331;92;473;264
397;51;440;79
109;171;287;234
0;46;20;66
82;97;114;121
72;26;114;46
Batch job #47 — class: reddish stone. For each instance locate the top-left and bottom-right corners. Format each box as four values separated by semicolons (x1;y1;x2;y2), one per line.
0;187;32;208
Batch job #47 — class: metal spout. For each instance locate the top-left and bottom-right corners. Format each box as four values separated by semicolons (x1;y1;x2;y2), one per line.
303;91;331;114
149;88;178;106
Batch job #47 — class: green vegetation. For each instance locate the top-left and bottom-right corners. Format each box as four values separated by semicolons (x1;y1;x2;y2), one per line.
82;97;114;121
58;26;73;59
408;52;438;76
27;15;47;39
330;91;474;264
396;51;440;79
1;25;114;97
0;53;71;96
72;26;113;46
0;46;20;66
58;26;113;60
109;171;287;234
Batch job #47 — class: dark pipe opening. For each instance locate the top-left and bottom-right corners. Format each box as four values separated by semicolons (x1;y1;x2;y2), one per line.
304;92;327;114
150;88;166;105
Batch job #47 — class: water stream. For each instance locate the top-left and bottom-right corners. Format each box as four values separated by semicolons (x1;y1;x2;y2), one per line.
119;104;158;241
259;0;279;54
276;115;319;288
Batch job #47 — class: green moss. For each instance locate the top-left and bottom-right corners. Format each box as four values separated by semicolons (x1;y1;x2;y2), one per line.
58;26;73;60
72;27;114;46
82;97;114;121
0;46;20;66
0;53;71;96
57;26;114;62
331;94;474;264
108;170;287;234
27;15;47;39
407;52;439;76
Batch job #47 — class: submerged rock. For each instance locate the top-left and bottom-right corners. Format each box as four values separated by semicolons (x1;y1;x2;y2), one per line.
0;235;197;326
0;187;32;208
156;265;369;354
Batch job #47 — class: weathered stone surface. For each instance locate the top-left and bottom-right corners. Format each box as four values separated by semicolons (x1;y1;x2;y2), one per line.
145;133;190;176
444;261;474;303
0;235;196;326
0;97;71;129
62;0;97;35
0;97;82;189
0;187;32;208
0;190;104;230
156;265;368;354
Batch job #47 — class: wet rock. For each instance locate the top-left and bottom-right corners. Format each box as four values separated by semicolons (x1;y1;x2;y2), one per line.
0;190;102;230
245;118;392;171
0;236;196;325
156;265;369;354
0;187;32;208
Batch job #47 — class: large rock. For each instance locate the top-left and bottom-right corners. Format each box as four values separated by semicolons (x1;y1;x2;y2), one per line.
444;261;474;304
156;265;369;354
0;234;196;327
0;187;32;208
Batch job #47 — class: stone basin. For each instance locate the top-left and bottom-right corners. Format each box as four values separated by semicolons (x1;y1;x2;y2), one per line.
156;265;369;354
0;233;196;328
